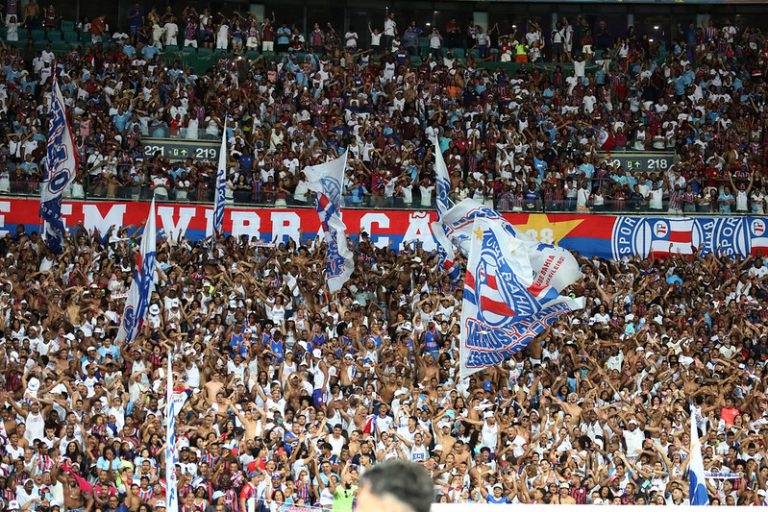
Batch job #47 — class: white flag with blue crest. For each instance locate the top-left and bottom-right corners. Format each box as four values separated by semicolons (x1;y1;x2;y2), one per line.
305;151;354;293
115;198;157;343
460;217;584;378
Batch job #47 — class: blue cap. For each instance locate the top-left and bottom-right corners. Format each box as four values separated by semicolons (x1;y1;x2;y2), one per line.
483;381;493;392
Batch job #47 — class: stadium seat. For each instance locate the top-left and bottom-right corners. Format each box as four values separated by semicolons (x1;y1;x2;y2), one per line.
197;47;212;57
182;46;197;54
31;29;46;41
52;41;70;53
164;45;179;53
62;31;78;42
46;30;62;41
245;50;259;59
60;20;75;32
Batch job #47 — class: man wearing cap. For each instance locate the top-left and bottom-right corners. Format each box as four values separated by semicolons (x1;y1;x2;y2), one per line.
623;418;644;459
462;410;499;454
15;478;38;509
239;471;265;512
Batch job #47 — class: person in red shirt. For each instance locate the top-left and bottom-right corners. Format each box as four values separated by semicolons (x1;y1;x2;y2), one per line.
720;396;740;426
239;472;263;512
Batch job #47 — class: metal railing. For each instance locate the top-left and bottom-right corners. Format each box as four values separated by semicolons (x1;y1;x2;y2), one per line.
3;180;761;217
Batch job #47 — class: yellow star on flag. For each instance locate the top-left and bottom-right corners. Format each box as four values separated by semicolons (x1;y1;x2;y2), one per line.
473;227;485;240
512;214;584;246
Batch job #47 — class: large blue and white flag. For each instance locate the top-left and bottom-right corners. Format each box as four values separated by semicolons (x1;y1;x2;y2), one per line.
444;199;582;293
432;135;461;282
115;199;158;342
210;121;227;237
460;217;584;378
689;403;710;506
165;353;179;512
40;74;78;254
305;152;354;293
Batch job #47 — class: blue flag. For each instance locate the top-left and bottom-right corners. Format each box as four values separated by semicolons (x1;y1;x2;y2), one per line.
40;74;78;253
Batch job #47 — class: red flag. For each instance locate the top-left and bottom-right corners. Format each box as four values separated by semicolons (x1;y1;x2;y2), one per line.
60;463;94;494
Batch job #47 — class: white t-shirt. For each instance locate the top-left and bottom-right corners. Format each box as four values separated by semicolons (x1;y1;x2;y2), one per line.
345;31;358;48
649;188;663;209
419;185;434;206
164;23;179;45
574;60;586;78
623;428;644;457
384;19;396;37
583;95;597;113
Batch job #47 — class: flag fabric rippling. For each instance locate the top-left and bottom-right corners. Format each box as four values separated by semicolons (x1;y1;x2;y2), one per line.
689;402;710;506
115;199;158;342
305;152;354;293
40;73;78;254
165;354;179;512
460;217;584;378
211;121;228;237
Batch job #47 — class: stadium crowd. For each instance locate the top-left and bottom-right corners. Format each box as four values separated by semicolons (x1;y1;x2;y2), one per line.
0;227;767;511
0;8;766;212
0;5;767;512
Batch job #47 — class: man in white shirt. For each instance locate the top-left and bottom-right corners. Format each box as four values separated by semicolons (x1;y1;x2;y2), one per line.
345;28;358;49
623;419;645;458
164;17;179;47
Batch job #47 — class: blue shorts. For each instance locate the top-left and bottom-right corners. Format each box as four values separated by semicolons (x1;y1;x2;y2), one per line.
313;389;327;408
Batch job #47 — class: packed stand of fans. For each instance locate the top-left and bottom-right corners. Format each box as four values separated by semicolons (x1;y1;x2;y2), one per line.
0;9;766;212
0;226;768;511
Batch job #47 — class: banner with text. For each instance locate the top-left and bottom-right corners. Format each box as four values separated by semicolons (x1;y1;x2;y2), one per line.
0;198;765;260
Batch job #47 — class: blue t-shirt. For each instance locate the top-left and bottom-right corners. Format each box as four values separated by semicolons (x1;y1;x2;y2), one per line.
277;27;291;45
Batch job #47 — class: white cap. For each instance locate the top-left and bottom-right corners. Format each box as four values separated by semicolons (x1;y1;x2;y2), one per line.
312;349;322;358
483;411;494;419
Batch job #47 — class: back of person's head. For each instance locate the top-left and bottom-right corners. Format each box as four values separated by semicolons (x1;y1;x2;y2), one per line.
358;460;433;512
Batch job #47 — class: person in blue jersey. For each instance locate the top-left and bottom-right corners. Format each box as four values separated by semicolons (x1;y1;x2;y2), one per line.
422;321;441;359
267;330;285;365
310;323;327;348
227;321;248;360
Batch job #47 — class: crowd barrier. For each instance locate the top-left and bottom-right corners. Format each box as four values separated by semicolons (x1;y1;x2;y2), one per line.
3;198;767;260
